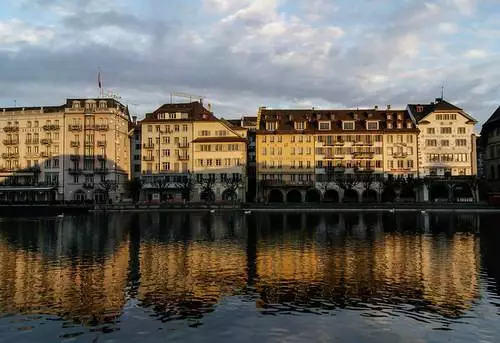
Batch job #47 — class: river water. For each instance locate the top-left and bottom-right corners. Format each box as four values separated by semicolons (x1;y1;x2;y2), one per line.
0;212;499;342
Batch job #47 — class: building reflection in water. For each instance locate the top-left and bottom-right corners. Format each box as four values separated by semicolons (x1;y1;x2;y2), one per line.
0;211;490;328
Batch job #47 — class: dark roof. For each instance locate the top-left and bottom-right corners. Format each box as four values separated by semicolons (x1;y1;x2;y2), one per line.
243;116;257;126
1;105;64;113
192;136;247;143
257;108;418;133
142;102;216;122
227;119;241;126
483;106;500;127
407;98;475;123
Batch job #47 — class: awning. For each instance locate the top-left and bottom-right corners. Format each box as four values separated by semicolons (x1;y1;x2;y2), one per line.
0;186;56;192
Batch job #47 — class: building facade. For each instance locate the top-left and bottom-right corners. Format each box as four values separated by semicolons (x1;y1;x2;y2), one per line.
130;117;142;180
0;98;131;202
480;106;500;182
139;101;247;202
408;98;477;177
256;107;419;203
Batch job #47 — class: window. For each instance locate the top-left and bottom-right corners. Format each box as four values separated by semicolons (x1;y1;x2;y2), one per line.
387;135;393;143
407;160;414;168
291;136;295;143
342;121;355;130
266;122;278;131
366;121;379;130
216;159;221;166
183;125;188;132
294;122;306;130
441;140;449;147
262;148;267;155
319;122;331;130
407;135;413;143
426;139;437;147
458;127;466;134
456;139;467;146
427;128;435;134
27;121;32;128
148;125;152;132
174;125;179;132
397;160;404;168
441;127;452;134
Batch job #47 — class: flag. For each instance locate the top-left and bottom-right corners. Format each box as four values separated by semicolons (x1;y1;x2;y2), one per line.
98;71;102;89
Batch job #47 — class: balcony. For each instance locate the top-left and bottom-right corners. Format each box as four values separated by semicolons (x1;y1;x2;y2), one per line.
40;139;52;145
261;179;314;187
177;154;189;161
70;155;80;161
323;155;345;160
84;141;93;147
353;141;374;146
3;126;19;133
323;140;344;146
143;143;154;149
40;152;49;158
3;139;19;145
95;168;109;174
178;142;190;148
143;156;154;161
392;152;408;158
1;153;19;159
69;168;82;175
97;154;106;160
83;182;94;189
68;124;83;131
96;140;106;147
95;124;109;131
42;124;60;131
352;152;375;159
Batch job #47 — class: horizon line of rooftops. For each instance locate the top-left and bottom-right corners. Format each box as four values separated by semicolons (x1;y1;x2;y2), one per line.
0;97;476;122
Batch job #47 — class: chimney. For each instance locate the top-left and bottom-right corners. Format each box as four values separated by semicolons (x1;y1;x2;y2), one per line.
435;98;442;103
330;114;335;121
132;115;137;124
207;103;212;112
374;105;378;110
387;105;391;110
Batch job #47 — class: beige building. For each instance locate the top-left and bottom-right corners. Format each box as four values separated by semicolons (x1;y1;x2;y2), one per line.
140;101;247;202
256;107;419;203
408;98;477;177
0;98;131;202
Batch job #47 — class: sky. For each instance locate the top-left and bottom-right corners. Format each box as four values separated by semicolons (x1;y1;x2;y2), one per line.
0;0;499;124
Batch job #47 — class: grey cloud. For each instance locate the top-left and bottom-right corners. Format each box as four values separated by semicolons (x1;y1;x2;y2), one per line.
1;0;499;125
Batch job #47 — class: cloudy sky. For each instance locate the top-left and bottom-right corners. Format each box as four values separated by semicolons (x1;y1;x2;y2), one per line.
0;0;499;123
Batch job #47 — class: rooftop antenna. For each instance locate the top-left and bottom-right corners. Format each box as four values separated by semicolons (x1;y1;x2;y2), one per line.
170;91;206;104
441;85;445;99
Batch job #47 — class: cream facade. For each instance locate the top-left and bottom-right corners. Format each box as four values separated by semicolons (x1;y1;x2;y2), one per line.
0;98;131;202
139;102;248;202
408;99;477;177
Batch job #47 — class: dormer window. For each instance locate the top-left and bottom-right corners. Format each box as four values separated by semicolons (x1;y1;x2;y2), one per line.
407;122;413;129
168;113;176;119
387;114;392;120
72;101;80;109
319;121;331;130
366;121;379;130
99;101;107;109
397;122;402;129
416;105;423;112
295;121;306;130
342;121;355;131
397;113;403;120
387;122;393;129
266;122;278;131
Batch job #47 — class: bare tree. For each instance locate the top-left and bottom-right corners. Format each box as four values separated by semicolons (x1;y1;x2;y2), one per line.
97;180;118;203
152;176;170;202
198;175;216;204
125;177;143;202
333;173;359;192
466;176;482;203
222;174;244;202
175;173;194;202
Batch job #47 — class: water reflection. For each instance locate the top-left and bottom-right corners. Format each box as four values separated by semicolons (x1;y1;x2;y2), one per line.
0;211;493;335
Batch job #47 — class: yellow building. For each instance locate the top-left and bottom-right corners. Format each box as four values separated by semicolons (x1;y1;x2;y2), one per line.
408;98;478;177
0;98;131;202
140;101;247;202
256;107;419;203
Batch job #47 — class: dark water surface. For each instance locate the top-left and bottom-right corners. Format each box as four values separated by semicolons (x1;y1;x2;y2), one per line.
0;212;499;342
